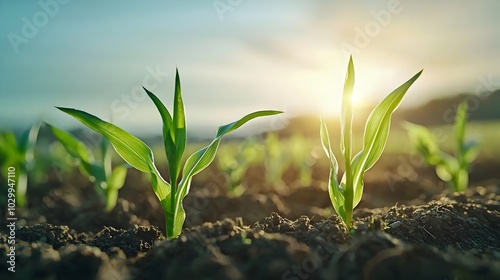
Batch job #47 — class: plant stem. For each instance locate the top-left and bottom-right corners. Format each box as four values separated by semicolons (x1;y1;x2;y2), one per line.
342;56;355;229
105;188;118;212
344;123;354;228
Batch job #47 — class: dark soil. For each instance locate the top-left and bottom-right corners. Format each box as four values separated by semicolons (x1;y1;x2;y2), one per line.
1;157;499;279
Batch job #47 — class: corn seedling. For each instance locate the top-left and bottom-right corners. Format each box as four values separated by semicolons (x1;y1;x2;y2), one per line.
405;102;478;192
0;123;40;207
57;69;282;238
320;56;422;229
46;124;128;212
216;138;262;197
288;134;317;186
263;132;290;190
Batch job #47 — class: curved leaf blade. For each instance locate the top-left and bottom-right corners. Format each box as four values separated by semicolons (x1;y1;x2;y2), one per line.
181;110;282;185
170;110;283;237
360;70;422;171
56;107;153;173
404;122;443;165
347;151;364;208
352;70;422;198
463;141;479;163
320;119;345;222
143;87;178;173
20;122;41;160
173;68;187;177
340;56;355;157
350;70;422;207
144;69;186;183
215;110;282;138
46;123;92;164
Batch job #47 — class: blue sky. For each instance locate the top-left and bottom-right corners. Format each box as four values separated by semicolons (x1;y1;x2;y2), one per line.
1;0;499;136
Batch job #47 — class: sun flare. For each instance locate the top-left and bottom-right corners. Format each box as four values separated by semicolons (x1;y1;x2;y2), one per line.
350;91;364;108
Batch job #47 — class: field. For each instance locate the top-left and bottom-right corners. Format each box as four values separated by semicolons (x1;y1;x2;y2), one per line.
3;1;500;278
1;120;499;280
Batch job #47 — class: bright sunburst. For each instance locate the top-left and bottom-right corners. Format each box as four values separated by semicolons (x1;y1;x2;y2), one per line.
350;92;362;107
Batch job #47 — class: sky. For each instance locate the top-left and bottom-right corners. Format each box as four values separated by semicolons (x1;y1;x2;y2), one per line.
1;0;499;137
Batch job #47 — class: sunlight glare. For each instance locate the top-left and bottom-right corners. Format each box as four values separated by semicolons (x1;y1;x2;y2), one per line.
350;92;363;107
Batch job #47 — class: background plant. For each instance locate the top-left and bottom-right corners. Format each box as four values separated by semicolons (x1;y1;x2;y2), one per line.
321;56;422;229
46;124;128;212
263;132;290;191
405;102;478;192
216;137;262;197
288;133;318;186
0;123;40;208
57;69;281;238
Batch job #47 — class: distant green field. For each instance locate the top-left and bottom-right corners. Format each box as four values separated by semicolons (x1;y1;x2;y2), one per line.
149;120;500;168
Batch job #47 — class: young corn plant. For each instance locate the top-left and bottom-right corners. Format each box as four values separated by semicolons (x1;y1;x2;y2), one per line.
320;56;422;229
57;69;282;238
288;134;316;186
405;102;478;192
46;124;128;212
263;132;290;190
0;123;40;208
216;138;262;197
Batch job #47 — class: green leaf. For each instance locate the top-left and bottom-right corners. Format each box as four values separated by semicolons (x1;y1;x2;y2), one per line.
454;101;467;150
404;122;442;165
435;154;458;182
16;172;28;208
462;141;479;163
173;69;187;179
345;152;363;208
0;132;21;165
150;168;172;217
340;56;355;157
339;56;355;225
351;70;422;206
320;120;339;177
46;123;92;164
6;123;41;208
360;70;422;171
455;168;469;192
57;107;171;211
181;109;282;188
103;165;126;213
320;119;345;222
108;165;127;190
143;87;177;164
436;164;452;182
20;122;41;163
144;70;186;186
169;110;283;237
56;107;154;173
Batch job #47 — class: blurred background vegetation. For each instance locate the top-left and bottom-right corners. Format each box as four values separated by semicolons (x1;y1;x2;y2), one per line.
2;89;499;201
